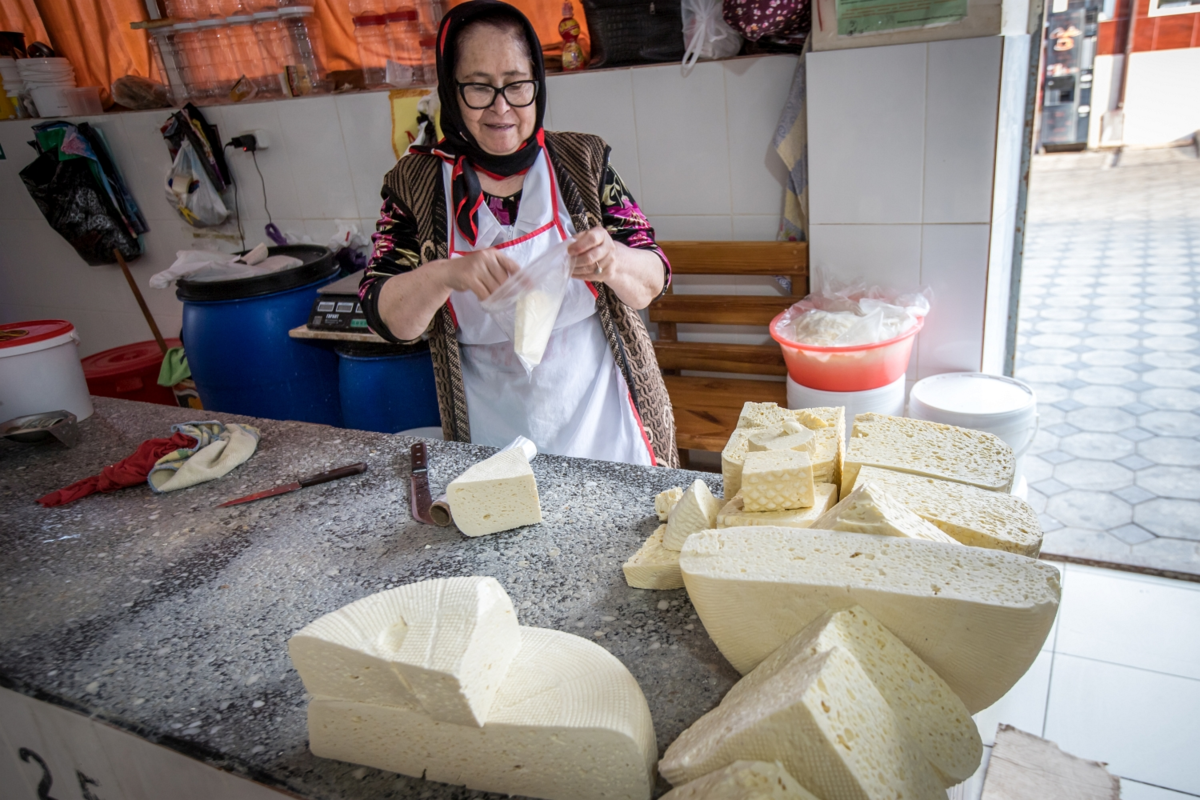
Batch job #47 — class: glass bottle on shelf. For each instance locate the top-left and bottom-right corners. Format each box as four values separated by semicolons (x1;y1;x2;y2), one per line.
559;1;585;71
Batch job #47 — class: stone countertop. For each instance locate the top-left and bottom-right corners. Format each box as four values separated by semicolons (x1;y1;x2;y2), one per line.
0;397;736;799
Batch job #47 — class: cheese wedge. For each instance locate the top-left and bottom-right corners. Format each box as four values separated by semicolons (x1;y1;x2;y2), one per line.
812;481;961;545
663;479;721;551
854;466;1043;556
740;450;815;512
623;525;683;590
724;607;982;787
659;645;944;799
679;528;1061;713
717;484;838;529
655;487;685;521
724;405;844;496
447;448;542;536
309;627;657;800
722;429;753;499
661;761;819;800
289;577;521;727
843;413;1015;496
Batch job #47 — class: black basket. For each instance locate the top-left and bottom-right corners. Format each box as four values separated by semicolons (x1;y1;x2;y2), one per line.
583;0;686;68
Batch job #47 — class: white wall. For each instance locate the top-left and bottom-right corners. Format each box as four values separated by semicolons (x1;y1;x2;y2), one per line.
1088;49;1200;148
0;55;798;358
806;36;1007;381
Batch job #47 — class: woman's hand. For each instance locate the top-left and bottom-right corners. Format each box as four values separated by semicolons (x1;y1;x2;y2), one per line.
568;227;666;310
568;227;618;282
441;248;521;301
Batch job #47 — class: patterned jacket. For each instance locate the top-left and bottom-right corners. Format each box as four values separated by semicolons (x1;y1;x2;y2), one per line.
359;131;680;468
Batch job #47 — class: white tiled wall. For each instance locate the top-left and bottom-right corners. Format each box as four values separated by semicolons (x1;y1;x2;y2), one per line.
0;55;798;357
807;36;1013;381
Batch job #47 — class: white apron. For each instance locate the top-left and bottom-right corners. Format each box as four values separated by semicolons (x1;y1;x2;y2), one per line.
443;152;654;465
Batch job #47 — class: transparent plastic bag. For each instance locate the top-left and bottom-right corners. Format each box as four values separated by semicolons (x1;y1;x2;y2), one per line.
480;239;578;376
165;139;229;228
682;0;742;72
775;279;933;347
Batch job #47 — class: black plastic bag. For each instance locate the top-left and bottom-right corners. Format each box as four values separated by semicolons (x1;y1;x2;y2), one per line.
582;0;686;67
20;148;142;266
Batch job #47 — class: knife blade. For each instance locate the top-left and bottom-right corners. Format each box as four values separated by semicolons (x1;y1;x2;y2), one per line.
217;463;367;508
410;442;438;524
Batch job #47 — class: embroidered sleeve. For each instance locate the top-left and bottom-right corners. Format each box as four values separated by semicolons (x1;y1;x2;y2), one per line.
600;164;671;299
359;188;423;343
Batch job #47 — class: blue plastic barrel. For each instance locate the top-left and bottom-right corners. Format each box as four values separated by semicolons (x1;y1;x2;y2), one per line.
176;245;342;426
336;343;440;434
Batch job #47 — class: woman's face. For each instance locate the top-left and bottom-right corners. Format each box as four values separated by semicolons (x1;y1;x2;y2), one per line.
454;23;536;156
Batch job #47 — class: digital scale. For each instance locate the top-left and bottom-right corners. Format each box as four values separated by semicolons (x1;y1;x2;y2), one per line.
306;273;370;332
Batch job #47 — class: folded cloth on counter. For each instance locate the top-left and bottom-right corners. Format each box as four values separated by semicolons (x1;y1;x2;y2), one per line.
157;346;191;387
147;421;260;493
37;432;199;507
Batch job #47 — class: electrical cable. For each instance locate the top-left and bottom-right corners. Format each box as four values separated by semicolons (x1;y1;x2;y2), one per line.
251;149;272;225
223;142;246;252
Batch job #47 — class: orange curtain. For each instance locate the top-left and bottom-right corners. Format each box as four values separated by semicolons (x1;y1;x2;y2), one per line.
33;0;154;103
0;0;50;48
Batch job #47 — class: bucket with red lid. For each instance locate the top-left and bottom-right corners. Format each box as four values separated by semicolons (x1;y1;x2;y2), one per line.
0;320;94;422
82;339;181;407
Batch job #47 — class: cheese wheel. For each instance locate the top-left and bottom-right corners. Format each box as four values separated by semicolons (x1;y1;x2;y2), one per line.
660;761;819;800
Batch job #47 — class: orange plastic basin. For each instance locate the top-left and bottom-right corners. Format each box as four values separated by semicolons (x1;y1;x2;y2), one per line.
770;312;923;392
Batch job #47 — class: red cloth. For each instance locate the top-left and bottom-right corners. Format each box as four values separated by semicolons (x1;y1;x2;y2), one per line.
37;432;198;508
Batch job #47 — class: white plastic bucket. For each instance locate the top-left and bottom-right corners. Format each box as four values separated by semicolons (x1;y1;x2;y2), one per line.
907;372;1038;497
0;320;94;422
787;374;907;441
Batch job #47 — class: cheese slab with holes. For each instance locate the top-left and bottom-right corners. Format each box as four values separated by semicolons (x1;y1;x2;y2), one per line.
660;760;819;800
723;606;982;787
447;448;542;536
308;626;657;800
662;479;721;551
724;404;844;495
812;481;961;545
854;466;1043;556
289;576;521;727
843;413;1015;496
746;425;815;454
623;525;683;590
655;487;685;521
740;450;816;512
717;484;838;529
658;645;944;799
679;528;1061;713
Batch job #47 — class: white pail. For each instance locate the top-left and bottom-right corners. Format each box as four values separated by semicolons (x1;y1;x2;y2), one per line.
787;374;907;441
0;320;94;423
907;372;1038;497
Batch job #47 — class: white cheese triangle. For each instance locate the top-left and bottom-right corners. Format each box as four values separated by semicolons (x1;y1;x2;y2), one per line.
289;576;521;727
855;466;1043;556
662;479;721;551
661;760;819;800
717;484;838;529
308;626;657;800
813;480;961;545
726;606;982;787
679;528;1061;713
623;525;683;590
659;645;944;799
447;448;542;537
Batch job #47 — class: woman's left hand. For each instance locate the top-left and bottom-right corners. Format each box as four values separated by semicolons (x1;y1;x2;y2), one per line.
568;227;618;283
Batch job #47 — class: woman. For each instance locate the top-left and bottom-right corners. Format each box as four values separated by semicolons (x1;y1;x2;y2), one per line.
359;0;678;467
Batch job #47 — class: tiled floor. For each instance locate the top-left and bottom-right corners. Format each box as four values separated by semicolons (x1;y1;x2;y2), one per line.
959;562;1200;799
1016;145;1200;578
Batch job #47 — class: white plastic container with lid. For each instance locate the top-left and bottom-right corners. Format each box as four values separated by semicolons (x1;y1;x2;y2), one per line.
0;320;94;422
907;372;1038;498
786;373;906;441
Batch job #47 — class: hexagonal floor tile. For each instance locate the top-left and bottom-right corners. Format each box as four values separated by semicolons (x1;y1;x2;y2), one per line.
1073;385;1139;407
1108;523;1156;545
1039;527;1133;560
1046;490;1133;530
1137;436;1200;467
1065;407;1137;433
1145;351;1200;369
1142;369;1200;389
1139;388;1200;411
1139;410;1200;437
1053;459;1135;492
1059;432;1136;461
1144;322;1198;336
1134;499;1200;541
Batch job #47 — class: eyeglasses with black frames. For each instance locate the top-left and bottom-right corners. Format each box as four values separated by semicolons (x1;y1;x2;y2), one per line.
457;80;538;110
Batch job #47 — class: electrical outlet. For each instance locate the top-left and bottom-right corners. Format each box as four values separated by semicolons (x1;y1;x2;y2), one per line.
237;129;270;150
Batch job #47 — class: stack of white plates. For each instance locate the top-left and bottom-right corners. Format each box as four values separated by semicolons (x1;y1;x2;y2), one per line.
17;57;76;117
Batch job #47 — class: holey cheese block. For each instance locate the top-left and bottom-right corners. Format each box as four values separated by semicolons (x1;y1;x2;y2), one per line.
843;413;1015;496
659;645;944;800
447;448;542;536
289;576;521;727
656;486;685;521
723;405;844;496
663;479;721;551
854;466;1043;556
723;607;982;787
623;525;684;590
741;450;816;512
308;626;657;800
660;760;819;800
679;528;1061;713
812;481;961;546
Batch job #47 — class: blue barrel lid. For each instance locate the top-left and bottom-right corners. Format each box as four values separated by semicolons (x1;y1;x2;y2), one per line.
175;245;337;302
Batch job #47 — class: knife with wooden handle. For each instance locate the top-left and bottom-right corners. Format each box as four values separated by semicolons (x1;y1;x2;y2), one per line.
216;463;367;507
410;442;439;524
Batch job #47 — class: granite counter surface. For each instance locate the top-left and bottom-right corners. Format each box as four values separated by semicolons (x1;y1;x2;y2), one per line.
0;398;737;799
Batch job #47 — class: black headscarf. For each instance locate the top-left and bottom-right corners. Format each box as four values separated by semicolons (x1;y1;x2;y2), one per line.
411;0;547;247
